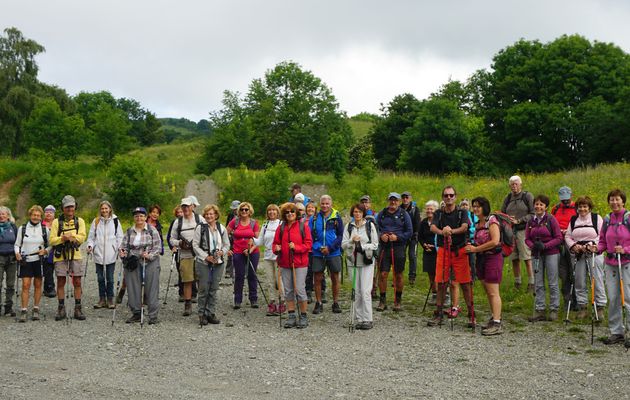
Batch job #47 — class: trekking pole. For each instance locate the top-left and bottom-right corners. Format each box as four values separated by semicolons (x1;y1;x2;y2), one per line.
447;237;454;331
290;248;299;323
163;252;176;305
341;253;345;285
564;255;579;325
14;258;21;322
421;282;431;313
39;251;46;321
112;257;122;326
248;256;269;306
140;249;147;328
585;249;596;345
349;245;357;333
276;258;283;328
390;241;396;304
66;253;72;324
532;256;540;321
616;243;627;332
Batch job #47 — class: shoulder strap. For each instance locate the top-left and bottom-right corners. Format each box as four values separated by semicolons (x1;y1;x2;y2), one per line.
74;216;79;233
591;213;598;235
194;213;201;225
177;216;183;237
57;215;64;236
551;203;560;215
114;218;119;235
522;191;532;213
19;223;27;250
569;215;578;232
41;223;48;248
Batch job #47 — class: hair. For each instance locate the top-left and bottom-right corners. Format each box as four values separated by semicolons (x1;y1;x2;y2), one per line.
471;196;491;217
280;202;298;223
422;200;440;219
607;189;626;205
459;198;470;207
442;185;457;197
202;204;221;220
320;194;332;204
534;194;550;208
296;202;306;211
575;196;594;210
238;202;254;217
172;205;182;217
28;205;44;218
306;202;317;215
350;203;367;218
266;204;280;219
149;204;162;215
509;175;522;184
0;206;15;223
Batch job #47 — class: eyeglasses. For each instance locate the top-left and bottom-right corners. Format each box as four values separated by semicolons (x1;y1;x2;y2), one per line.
240;208;249;212
443;194;455;198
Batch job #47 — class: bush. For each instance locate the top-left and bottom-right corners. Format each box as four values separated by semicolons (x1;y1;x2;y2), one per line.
29;150;74;208
109;155;160;212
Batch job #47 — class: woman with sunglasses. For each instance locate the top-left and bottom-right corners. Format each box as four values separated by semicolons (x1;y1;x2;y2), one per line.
227;202;261;309
273;202;312;328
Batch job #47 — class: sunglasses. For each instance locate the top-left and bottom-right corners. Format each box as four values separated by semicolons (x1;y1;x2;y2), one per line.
443;193;455;198
240;208;249;212
284;210;296;214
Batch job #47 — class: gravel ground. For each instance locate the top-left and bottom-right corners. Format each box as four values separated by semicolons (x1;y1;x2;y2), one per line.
1;251;629;400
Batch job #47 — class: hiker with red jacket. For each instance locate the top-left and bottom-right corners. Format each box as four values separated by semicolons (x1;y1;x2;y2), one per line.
565;196;606;319
597;189;630;347
427;186;475;327
273;202;313;329
526;194;563;322
465;197;503;335
550;186;578;310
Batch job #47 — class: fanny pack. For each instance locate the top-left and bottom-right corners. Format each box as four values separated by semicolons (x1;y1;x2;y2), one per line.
123;255;139;271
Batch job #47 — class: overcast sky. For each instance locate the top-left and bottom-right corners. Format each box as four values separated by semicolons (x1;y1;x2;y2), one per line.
3;1;630;121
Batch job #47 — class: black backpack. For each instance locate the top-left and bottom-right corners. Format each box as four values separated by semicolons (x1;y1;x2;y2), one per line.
199;222;224;253
347;219;374;243
19;222;48;249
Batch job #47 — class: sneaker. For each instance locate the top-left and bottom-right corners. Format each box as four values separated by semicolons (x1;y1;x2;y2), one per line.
31;307;40;321
312;302;323;314
250;301;259;309
393;303;402;312
284;312;297;328
447;306;460;319
233;303;241;310
18;309;27;323
266;303;278;316
207;314;220;324
94;298;106;309
527;283;535;294
126;314;141;323
529;310;546;322
297;314;309;329
376;301;387;312
332;302;342;313
74;305;86;321
481;317;494;330
427;312;443;327
55;305;66;321
548;310;558;321
148;317;159;325
278;302;287;314
603;334;625;345
481;321;503;336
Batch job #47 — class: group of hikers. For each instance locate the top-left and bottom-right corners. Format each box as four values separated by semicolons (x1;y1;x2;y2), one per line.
0;178;629;347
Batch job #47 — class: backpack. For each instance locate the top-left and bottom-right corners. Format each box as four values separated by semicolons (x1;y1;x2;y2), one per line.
93;217;119;240
199;222;224;253
569;213;599;235
177;213;201;237
279;219;306;242
347;219;374;244
602;211;630;236
231;217;256;233
311;210;341;242
19;222;48;250
488;212;515;257
502;191;532;214
551;202;577;216
57;215;79;236
377;207;408;232
435;207;470;243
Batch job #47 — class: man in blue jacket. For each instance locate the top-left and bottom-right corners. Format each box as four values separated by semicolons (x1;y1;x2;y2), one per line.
310;195;344;314
376;193;413;312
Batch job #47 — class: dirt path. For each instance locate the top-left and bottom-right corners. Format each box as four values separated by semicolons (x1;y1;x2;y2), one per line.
0;177;17;205
185;178;220;206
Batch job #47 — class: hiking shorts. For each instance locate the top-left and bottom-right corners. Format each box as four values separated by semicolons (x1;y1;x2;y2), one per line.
179;257;195;283
312;256;342;274
54;260;85;277
378;244;406;273
509;229;531;261
19;260;43;278
435;247;471;284
476;252;503;284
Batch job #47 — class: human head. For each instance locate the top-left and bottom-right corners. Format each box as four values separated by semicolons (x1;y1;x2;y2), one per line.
558;186;572;205
296;202;306;217
459;198;470;211
607;188;626;212
509;176;522;194
294;193;305;204
350;203;367;220
202;204;221;224
607;189;626;205
99;200;113;218
132;207;147;225
266;204;280;220
28;205;44;223
575;196;594;211
359;195;372;210
188;195;200;208
471;197;491;217
280;202;298;224
290;183;302;197
306;202;317;217
172;205;183;218
230;200;241;211
387;192;401;211
533;194;550;209
401;191;412;206
44;205;56;222
0;206;13;223
424;200;439;219
319;195;332;214
238;202;254;218
61;195;76;218
441;186;457;208
180;197;194;217
148;204;162;220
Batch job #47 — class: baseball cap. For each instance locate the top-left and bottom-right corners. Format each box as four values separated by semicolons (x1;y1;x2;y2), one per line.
230;200;241;210
132;207;147;215
388;192;401;200
558;186;572;201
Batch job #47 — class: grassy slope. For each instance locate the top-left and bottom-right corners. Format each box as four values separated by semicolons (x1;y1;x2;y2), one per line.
348;119;373;140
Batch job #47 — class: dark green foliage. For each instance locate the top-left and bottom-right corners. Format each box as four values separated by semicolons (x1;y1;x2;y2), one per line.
28;150;74;207
109;155;160;212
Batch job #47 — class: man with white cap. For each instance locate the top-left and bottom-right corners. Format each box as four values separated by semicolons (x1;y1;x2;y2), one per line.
49;195;87;321
169;197;203;316
551;186;577;309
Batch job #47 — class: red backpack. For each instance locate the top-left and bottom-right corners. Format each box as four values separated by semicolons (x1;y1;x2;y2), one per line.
490;212;515;257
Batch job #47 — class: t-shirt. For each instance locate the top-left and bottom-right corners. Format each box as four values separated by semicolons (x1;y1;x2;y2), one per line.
432;208;468;248
474;216;499;252
228;219;260;254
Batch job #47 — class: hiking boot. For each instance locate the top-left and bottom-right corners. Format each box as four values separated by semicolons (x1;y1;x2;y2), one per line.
481;317;494;330
297;313;309;329
115;288;125;304
393;302;402;312
183;302;192;316
233;303;241;310
447;306;460;319
284;312;297;328
74;305;86;321
250;301;259;309
603;334;625;345
482;321;503;336
427;312;443;327
527;283;535;294
529;310;546;322
126;313;141;323
32;307;40;321
207;314;220;324
548;310;558;321
199;315;208;326
332;302;342;314
278;302;287;314
376;301;387;312
576;306;587;320
312;302;323;314
55;305;66;321
514;282;522;290
148;317;159;325
361;321;373;330
266;302;278;316
4;306;16;317
307;291;313;304
107;298;115;309
321;291;328;304
18;309;27;323
94;298;106;309
44;290;57;298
